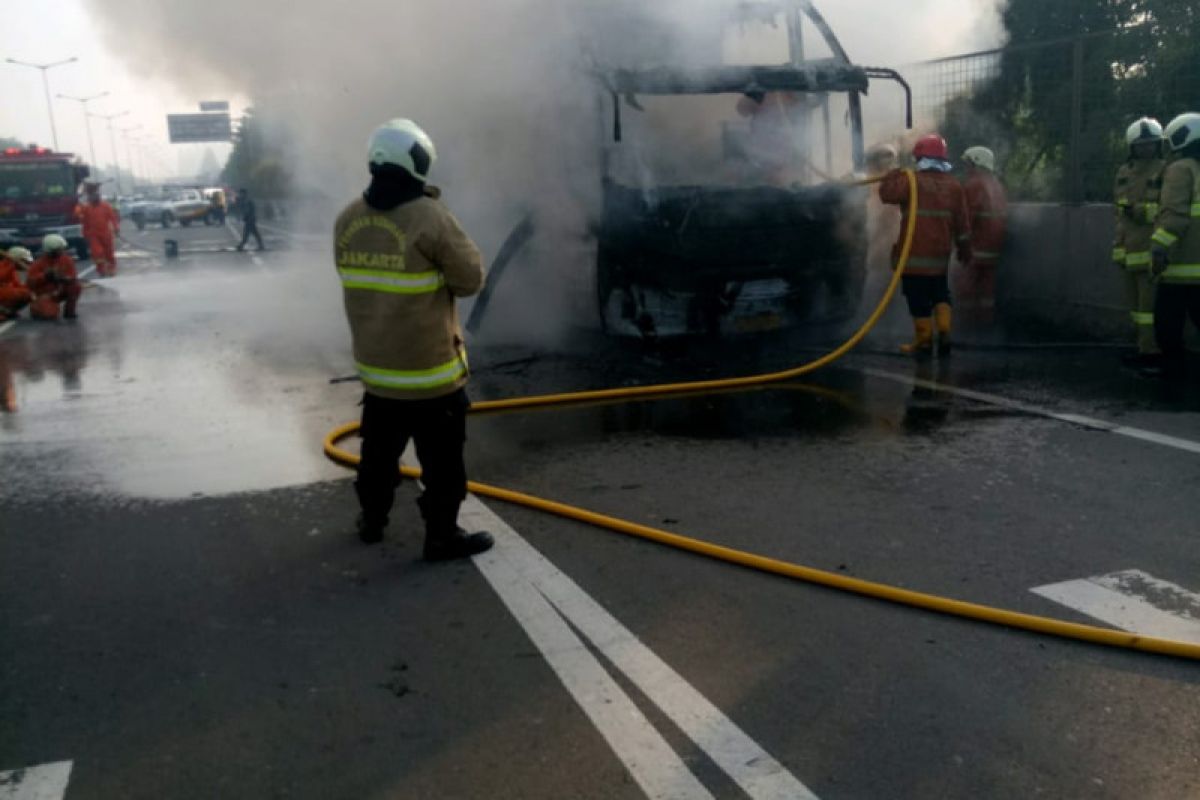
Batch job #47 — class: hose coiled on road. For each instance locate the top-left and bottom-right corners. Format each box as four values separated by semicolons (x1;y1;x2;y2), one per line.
325;170;1200;662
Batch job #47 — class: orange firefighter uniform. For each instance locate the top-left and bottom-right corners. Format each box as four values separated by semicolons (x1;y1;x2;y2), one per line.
879;145;972;355
0;256;32;321
75;198;121;276
958;169;1007;326
27;252;82;320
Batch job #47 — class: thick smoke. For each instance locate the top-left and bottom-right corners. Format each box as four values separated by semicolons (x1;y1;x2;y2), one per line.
81;0;1004;341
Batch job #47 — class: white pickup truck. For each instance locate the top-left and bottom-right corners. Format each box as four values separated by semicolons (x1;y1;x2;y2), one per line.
168;189;217;227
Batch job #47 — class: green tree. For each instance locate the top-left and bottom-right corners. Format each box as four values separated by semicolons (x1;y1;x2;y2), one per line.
221;109;294;202
946;0;1199;200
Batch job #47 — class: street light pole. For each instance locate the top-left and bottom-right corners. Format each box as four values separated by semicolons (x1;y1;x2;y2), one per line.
89;110;129;195
118;125;141;189
57;91;109;165
6;57;78;150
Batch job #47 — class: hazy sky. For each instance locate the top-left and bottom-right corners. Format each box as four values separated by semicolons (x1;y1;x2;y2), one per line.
0;0;244;177
1;0;1002;180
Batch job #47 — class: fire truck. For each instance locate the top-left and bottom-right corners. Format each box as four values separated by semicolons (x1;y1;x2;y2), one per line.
0;145;92;259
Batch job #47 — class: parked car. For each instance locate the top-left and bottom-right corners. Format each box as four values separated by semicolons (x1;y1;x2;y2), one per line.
168;189;212;227
130;197;173;230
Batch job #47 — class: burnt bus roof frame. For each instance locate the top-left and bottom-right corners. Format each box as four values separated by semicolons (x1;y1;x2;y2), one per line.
604;63;912;149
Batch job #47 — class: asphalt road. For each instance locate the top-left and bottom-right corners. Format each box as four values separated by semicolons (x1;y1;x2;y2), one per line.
1;219;1198;799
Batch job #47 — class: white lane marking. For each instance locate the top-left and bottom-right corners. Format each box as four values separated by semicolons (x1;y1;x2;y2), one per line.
471;512;715;799
1032;570;1200;644
462;496;816;800
857;366;1200;456
0;760;72;799
76;265;96;280
0;321;15;338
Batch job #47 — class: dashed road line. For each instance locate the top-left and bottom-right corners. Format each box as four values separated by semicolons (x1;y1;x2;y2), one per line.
856;366;1200;456
463;495;816;800
1032;570;1200;644
0;760;72;799
0;320;14;339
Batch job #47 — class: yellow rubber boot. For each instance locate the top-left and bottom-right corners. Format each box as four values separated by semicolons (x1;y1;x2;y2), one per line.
900;318;934;355
934;303;953;355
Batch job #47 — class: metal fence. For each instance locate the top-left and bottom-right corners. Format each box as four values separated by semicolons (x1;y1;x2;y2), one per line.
908;25;1200;203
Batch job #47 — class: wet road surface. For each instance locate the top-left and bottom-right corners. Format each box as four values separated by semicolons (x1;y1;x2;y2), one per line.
2;219;1199;799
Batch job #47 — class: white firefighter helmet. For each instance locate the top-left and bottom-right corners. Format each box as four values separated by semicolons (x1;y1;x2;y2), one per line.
42;234;68;253
1125;117;1164;146
6;246;33;265
367;119;437;181
1164;112;1200;152
962;146;996;172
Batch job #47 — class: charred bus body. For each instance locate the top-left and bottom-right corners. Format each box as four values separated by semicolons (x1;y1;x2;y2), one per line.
592;2;911;339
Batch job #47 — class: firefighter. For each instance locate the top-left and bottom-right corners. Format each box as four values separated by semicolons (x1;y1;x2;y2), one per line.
957;146;1008;329
1144;112;1200;380
74;181;121;277
879;134;972;356
1110;118;1166;367
335;118;493;560
234;188;264;251
0;247;34;321
27;234;82;321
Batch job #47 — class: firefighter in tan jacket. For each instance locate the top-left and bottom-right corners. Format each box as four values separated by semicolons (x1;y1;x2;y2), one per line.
335;118;493;559
1146;113;1200;380
1112;118;1166;367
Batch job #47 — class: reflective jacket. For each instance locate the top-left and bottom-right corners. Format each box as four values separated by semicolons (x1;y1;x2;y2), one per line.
1151;157;1200;284
963;169;1007;268
0;257;26;290
27;253;79;296
1112;158;1164;271
334;187;484;400
74;200;120;238
879;168;971;276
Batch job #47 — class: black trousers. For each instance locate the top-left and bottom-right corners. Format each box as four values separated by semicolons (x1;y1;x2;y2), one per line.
355;388;469;529
1154;283;1200;362
238;220;263;250
902;274;950;318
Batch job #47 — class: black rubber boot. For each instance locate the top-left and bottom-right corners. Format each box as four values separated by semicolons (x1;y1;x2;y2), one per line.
356;513;384;544
420;499;493;561
423;526;494;561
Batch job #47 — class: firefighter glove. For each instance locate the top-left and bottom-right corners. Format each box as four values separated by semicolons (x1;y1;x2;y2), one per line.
1151;247;1169;278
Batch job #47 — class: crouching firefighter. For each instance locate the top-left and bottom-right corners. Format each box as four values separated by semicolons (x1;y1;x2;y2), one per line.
27;235;82;321
1112;117;1166;367
1145;112;1200;380
335;118;494;560
880;134;972;356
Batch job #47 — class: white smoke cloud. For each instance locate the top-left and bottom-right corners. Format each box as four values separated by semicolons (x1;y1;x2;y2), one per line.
79;0;1005;340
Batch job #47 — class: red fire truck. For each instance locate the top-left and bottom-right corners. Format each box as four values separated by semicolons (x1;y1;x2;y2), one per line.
0;145;92;259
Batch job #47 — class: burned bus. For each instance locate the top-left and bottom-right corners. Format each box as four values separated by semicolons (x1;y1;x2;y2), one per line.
591;2;910;338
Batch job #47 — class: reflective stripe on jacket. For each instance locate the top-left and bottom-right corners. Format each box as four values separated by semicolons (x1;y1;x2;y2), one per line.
1112;158;1165;272
963;169;1007;266
1151;157;1200;284
334;189;484;400
879;168;971;276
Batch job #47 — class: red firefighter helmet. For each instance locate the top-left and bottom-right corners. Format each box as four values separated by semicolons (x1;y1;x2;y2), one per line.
912;134;949;160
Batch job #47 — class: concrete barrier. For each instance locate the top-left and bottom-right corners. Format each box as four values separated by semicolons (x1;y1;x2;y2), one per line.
995;203;1128;340
987;202;1197;348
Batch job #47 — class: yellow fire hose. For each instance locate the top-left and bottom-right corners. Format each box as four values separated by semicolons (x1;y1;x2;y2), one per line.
324;170;1200;662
